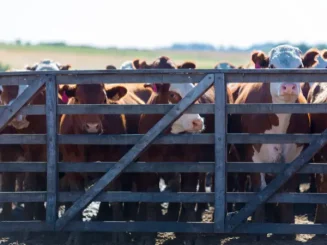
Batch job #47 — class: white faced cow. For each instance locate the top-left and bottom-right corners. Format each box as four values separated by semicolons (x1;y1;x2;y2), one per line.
232;44;314;225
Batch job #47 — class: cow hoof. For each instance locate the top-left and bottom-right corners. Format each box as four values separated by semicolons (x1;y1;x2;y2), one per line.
112;232;126;244
65;232;80;245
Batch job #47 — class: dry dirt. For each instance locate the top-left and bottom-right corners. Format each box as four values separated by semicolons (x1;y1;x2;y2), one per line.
0;202;325;245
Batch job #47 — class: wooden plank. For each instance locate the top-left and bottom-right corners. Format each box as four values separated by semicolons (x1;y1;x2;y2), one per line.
4;102;327;116
227;133;327;144
233;223;327;235
2;191;327;204
0;222;53;232
225;73;327;83
227;103;327;114
55;74;215;230
1;68;327;76
0;135;46;144
227;192;327;204
45;75;58;226
0;76;46;132
0;105;45;115
57;74;205;84
1;162;327;174
0;75;40;85
214;73;226;232
226;128;327;232
57;104;214;115
65;221;214;233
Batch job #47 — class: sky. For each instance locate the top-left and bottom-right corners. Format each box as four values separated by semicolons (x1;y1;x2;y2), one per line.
1;0;326;49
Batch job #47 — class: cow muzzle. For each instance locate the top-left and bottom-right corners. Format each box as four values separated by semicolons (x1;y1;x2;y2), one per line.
84;123;103;134
279;83;299;96
9;115;30;130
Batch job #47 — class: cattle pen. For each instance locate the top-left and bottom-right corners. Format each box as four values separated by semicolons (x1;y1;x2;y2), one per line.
1;68;327;237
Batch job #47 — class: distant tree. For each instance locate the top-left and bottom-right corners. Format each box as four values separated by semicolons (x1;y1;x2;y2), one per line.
0;62;10;71
15;39;22;45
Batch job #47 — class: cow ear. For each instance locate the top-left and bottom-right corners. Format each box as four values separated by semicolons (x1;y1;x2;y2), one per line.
105;86;127;101
59;64;71;70
178;61;196;69
106;65;117;70
302;48;319;68
132;59;141;69
322;50;327;60
139;61;151;69
25;64;37;71
59;84;76;97
251;50;269;68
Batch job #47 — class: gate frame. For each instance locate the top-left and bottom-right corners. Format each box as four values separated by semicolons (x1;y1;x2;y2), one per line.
0;69;327;234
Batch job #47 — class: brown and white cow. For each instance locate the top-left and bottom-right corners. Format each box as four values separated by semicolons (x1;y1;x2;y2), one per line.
307;83;327;224
232;45;313;227
300;49;327;98
0;60;71;222
135;56;205;245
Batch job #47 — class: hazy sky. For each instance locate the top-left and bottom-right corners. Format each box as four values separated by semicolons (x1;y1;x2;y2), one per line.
1;0;326;49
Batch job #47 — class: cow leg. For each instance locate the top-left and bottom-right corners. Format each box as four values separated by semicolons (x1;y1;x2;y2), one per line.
161;173;181;222
177;173;198;245
1;172;16;221
315;174;327;223
63;174;85;245
251;173;267;241
23;172;38;220
136;173;159;245
196;173;207;221
106;178;126;244
34;174;46;221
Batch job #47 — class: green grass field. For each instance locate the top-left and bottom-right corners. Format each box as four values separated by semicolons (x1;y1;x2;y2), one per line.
0;43;251;70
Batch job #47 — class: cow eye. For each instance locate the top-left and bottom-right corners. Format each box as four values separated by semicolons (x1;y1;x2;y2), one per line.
269;64;275;68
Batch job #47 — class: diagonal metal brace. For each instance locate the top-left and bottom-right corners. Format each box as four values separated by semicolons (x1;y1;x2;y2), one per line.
226;128;327;232
0;76;46;132
56;74;214;230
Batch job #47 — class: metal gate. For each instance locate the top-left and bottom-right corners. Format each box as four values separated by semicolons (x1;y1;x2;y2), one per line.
0;69;327;234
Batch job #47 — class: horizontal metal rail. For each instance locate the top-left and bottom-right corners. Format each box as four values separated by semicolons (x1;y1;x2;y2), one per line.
0;192;326;204
0;221;326;234
1;69;327;85
0;162;326;173
3;103;327;116
0;133;324;144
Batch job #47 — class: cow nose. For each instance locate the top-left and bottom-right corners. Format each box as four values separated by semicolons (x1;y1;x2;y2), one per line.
280;83;297;95
85;123;100;133
192;118;204;132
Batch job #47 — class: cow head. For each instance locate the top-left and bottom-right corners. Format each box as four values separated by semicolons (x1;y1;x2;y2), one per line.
251;45;319;103
106;65;117;70
214;62;236;69
59;84;127;133
25;59;71;71
177;61;196;69
142;56;205;134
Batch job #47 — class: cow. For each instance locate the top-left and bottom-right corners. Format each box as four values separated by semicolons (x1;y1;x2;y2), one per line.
231;45;314;236
135;56;205;245
58;81;147;244
214;61;237;69
0;61;70;221
307;83;327;224
300;49;326;99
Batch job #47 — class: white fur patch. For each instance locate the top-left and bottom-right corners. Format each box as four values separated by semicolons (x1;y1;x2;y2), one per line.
120;61;134;70
169;83;205;134
252;114;304;188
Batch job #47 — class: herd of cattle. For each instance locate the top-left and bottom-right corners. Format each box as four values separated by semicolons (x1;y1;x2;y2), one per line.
0;44;327;244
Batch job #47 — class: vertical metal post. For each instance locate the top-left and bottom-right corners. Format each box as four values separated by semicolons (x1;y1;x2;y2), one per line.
46;75;58;228
214;73;226;233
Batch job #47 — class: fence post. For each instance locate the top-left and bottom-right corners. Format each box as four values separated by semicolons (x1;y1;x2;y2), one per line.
46;75;58;228
214;73;226;233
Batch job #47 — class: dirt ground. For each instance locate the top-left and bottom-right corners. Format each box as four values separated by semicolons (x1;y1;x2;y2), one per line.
0;202;325;245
